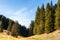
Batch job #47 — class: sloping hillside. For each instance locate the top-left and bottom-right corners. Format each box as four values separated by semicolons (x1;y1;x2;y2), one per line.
28;30;60;40
0;30;60;40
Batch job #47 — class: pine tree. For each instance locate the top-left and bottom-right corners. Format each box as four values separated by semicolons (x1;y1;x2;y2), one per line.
39;4;45;34
0;21;3;32
50;1;55;32
0;15;6;32
7;19;14;32
20;26;27;37
11;21;20;37
33;6;41;34
45;3;54;33
33;4;45;34
55;0;60;30
29;20;34;36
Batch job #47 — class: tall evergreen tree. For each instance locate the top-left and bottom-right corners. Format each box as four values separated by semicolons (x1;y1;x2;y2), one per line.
0;21;3;32
29;20;34;36
55;0;60;30
7;19;14;32
50;1;55;32
33;6;41;34
39;4;45;34
11;21;20;37
20;26;28;37
45;3;54;33
0;15;6;32
33;4;45;34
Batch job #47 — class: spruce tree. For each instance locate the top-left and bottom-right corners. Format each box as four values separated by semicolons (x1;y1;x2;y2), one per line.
45;3;54;33
29;20;34;36
20;26;27;37
0;21;3;32
33;6;41;34
33;4;45;34
39;4;45;34
55;0;60;30
11;21;20;37
0;15;6;32
7;19;14;32
50;1;55;32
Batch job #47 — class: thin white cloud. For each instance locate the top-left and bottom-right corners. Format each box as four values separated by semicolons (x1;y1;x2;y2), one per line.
0;5;35;28
9;8;34;28
14;8;27;15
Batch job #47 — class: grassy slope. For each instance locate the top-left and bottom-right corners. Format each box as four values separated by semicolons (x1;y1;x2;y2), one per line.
0;30;60;40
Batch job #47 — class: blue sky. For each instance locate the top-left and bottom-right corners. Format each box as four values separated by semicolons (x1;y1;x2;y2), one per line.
0;0;58;28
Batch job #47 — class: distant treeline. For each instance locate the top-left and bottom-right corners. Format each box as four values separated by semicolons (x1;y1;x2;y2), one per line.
0;0;60;37
0;15;29;37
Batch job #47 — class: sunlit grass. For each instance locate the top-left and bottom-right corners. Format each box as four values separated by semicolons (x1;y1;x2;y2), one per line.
0;30;60;40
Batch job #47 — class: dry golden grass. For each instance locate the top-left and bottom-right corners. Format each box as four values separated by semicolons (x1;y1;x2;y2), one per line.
0;30;60;40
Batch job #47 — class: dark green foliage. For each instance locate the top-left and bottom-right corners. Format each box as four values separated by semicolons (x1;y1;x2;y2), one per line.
0;21;3;32
0;15;6;32
50;1;57;31
11;21;20;37
33;6;41;34
55;1;60;30
20;26;28;37
0;15;9;30
35;6;41;25
45;2;56;33
2;17;9;30
39;4;45;34
29;21;34;36
45;3;52;33
7;19;14;32
33;4;45;34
